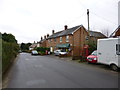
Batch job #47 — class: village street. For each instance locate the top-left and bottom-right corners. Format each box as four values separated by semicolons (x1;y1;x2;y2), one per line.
5;53;119;88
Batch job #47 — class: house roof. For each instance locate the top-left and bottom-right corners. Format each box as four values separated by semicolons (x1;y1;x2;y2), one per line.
48;25;82;39
57;25;82;37
29;43;37;48
110;25;120;37
89;31;106;38
48;31;62;39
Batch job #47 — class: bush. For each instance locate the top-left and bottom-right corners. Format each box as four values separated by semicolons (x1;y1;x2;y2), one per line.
2;40;19;73
36;47;49;52
87;40;97;54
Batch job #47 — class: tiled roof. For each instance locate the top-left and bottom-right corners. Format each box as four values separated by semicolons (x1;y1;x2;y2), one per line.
57;25;82;37
29;43;37;48
48;25;82;39
48;31;62;39
89;31;106;38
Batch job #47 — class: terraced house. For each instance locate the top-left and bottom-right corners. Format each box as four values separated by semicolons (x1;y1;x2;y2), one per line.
39;25;106;59
46;25;89;59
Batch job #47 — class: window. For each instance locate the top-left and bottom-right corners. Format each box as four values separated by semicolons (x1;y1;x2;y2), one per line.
60;37;62;42
66;36;69;42
54;38;56;42
116;44;120;55
50;39;52;42
48;39;50;43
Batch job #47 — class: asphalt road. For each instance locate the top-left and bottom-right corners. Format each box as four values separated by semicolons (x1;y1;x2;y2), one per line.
6;53;119;88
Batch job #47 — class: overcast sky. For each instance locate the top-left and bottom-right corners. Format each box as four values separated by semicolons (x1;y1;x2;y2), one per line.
0;0;119;43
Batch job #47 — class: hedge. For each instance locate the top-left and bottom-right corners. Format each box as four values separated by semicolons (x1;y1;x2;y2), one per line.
2;40;19;73
35;47;50;52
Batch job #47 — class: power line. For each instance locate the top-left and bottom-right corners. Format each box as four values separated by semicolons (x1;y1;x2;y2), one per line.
67;12;86;25
77;1;118;26
90;11;117;25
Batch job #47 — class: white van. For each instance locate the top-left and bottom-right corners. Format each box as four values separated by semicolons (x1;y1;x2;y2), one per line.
97;38;120;71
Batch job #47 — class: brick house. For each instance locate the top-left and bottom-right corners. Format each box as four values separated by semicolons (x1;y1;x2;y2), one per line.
110;25;120;38
89;31;107;42
38;25;106;59
39;36;47;47
46;25;89;58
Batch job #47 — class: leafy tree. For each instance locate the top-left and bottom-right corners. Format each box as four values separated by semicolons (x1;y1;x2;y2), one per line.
2;33;17;43
20;43;32;51
87;40;97;54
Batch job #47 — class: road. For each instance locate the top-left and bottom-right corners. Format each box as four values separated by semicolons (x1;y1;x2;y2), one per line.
6;53;119;88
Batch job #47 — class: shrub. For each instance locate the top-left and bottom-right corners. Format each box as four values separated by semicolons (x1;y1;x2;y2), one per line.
2;40;19;73
87;40;97;54
36;47;50;52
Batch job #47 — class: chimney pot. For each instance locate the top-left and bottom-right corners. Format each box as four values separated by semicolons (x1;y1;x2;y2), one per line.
47;34;49;38
41;37;43;40
44;35;46;39
64;25;68;30
52;30;55;34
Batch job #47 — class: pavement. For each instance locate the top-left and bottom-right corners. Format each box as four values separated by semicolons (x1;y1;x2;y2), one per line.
3;53;119;88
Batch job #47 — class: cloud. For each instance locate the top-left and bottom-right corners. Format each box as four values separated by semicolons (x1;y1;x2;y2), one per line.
0;0;119;43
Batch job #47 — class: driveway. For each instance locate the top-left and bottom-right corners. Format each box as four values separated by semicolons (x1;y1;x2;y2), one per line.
5;53;119;88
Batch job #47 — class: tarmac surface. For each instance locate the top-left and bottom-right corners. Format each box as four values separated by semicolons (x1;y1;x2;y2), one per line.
4;53;119;88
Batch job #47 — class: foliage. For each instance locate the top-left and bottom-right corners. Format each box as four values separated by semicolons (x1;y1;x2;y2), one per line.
35;47;50;55
20;43;32;51
2;33;17;43
87;40;97;54
2;33;19;73
35;47;50;52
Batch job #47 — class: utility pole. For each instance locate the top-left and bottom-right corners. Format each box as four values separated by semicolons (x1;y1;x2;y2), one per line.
87;9;90;36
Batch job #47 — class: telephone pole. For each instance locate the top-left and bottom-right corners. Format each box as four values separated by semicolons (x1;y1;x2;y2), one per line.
87;9;90;36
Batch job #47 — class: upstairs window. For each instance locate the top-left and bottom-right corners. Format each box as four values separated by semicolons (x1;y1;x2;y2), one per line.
60;37;62;42
54;38;56;42
66;35;69;42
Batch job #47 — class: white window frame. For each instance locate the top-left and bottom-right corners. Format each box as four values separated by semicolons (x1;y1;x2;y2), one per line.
60;37;62;42
66;35;69;42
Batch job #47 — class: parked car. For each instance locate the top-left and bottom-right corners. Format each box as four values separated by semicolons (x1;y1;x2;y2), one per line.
31;50;38;55
54;49;67;56
87;50;97;63
54;50;61;56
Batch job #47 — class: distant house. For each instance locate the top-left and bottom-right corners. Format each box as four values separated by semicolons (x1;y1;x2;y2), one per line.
89;31;107;42
110;25;120;38
29;43;38;50
39;36;47;47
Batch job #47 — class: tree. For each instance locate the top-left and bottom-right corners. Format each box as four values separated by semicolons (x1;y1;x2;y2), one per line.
20;43;32;51
87;40;97;54
2;33;17;43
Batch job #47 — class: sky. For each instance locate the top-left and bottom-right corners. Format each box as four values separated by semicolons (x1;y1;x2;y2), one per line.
0;0;119;43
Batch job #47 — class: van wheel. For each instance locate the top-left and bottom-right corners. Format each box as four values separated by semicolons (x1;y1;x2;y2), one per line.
110;64;118;71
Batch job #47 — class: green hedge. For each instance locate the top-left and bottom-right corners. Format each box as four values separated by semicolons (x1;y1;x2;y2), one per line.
2;40;19;73
35;47;50;52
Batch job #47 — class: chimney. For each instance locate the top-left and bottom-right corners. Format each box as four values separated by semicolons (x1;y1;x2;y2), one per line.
52;30;55;34
64;25;68;30
41;37;43;41
44;35;46;39
47;34;49;38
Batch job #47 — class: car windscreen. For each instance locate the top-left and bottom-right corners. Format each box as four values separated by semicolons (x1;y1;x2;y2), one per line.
91;51;97;56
